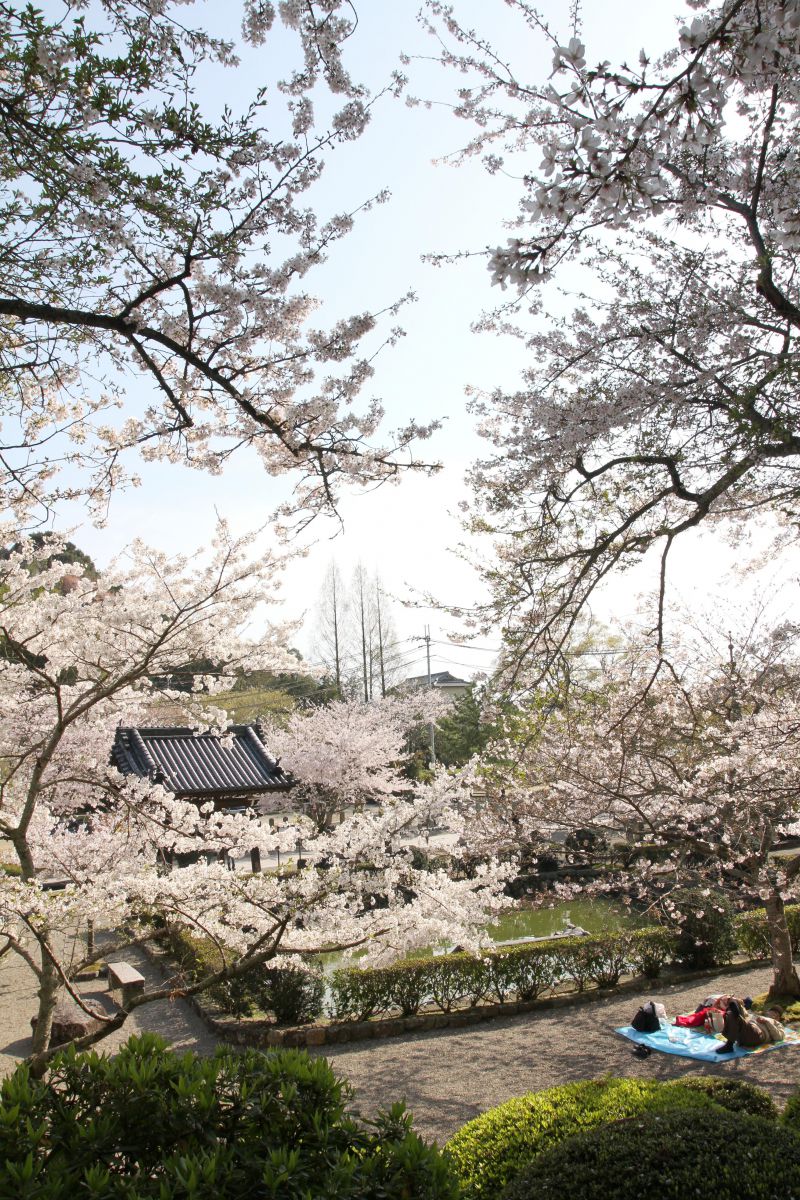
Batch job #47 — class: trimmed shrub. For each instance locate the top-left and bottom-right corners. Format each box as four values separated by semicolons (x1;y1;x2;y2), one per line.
261;965;325;1025
445;1077;715;1200
626;926;676;979
549;936;615;991
501;1107;800;1200
486;944;561;1003
564;828;608;863
329;965;391;1022
662;1075;777;1119
428;953;484;1012
736;903;800;959
781;1086;800;1133
735;910;772;960
0;1034;459;1199
533;851;560;872
667;887;738;968
385;959;435;1017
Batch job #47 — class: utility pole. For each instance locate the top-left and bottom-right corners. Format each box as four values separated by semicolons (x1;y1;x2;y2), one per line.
424;625;436;765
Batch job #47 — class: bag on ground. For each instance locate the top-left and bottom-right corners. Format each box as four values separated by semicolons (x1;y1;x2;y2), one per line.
631;1002;660;1033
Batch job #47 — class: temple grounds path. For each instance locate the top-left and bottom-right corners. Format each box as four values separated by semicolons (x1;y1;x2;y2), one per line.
1;951;797;1145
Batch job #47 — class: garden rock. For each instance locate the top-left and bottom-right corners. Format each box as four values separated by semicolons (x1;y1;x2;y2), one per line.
30;996;111;1046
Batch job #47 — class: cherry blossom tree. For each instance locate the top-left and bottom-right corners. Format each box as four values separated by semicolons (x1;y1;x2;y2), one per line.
0;532;505;1072
1;0;436;525
477;625;800;998
261;690;448;831
425;0;800;684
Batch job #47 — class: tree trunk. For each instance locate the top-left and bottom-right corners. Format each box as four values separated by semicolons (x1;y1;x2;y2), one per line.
29;952;61;1076
764;890;800;999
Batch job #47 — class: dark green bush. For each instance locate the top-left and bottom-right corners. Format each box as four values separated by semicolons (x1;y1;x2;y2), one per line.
162;925;323;1023
533;851;560;872
667;887;738;968
662;1075;777;1119
781;1086;800;1133
260;964;325;1025
0;1035;459;1200
564;828;608;862
445;1078;715;1200
501;1107;800;1200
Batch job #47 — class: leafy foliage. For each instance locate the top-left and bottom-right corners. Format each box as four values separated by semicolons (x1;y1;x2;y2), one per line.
661;1077;777;1120
445;1078;716;1200
0;1034;459;1199
328;929;678;1021
667;887;738;969
164;925;325;1025
501;1108;800;1200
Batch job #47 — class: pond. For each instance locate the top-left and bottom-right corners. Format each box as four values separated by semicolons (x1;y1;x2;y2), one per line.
486;898;640;945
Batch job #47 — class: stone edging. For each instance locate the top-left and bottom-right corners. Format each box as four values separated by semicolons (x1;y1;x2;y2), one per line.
140;940;764;1050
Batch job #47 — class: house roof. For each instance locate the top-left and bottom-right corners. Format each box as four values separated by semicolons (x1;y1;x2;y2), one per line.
111;724;291;800
403;670;469;689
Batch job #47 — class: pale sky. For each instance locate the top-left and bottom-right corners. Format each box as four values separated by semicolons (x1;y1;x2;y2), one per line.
59;0;774;682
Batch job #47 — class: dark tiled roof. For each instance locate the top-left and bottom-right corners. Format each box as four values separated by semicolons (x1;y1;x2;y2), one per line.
111;724;291;800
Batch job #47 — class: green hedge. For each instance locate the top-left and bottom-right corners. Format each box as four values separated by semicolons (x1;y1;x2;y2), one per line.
329;930;674;1022
502;1107;800;1200
444;1078;717;1200
661;1076;778;1119
735;903;800;959
0;1034;459;1199
327;905;799;1023
162;925;325;1025
165;904;797;1026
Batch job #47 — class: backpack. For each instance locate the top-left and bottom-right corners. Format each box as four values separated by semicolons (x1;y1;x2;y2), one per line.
631;1002;660;1033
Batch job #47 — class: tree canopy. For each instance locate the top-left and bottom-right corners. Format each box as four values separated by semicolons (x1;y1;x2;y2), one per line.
426;0;800;684
1;0;435;525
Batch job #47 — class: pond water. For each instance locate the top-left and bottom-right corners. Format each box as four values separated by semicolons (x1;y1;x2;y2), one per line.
486;898;640;944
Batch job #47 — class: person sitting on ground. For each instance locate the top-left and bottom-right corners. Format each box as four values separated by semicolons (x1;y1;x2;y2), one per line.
715;998;770;1054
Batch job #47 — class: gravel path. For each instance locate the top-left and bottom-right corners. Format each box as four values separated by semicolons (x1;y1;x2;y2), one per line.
2;952;799;1146
316;964;800;1144
0;943;218;1078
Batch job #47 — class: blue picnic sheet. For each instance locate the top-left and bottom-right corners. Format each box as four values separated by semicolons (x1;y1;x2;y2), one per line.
616;1021;800;1062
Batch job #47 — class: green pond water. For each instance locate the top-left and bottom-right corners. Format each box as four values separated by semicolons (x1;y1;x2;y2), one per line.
485;898;639;944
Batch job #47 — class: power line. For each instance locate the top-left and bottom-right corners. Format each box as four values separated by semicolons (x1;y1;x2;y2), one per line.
429;638;498;653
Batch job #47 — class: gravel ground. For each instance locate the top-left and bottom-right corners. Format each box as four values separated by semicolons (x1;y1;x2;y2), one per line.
2;952;799;1146
0;943;218;1077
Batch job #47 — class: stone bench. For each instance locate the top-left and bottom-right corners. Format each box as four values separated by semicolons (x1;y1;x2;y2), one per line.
107;961;145;1007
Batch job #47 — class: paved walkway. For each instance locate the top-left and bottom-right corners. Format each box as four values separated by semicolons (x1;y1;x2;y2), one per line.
2;951;798;1145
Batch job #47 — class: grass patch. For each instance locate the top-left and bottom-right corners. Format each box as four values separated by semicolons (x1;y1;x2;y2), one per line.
751;991;800;1021
200;688;295;725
